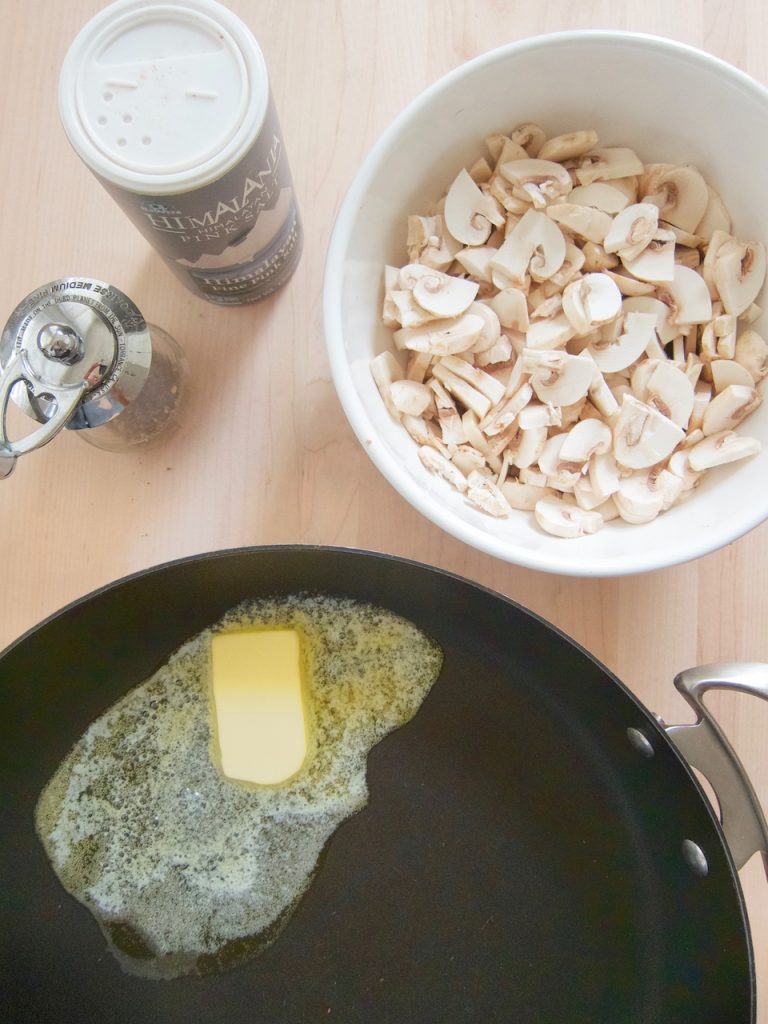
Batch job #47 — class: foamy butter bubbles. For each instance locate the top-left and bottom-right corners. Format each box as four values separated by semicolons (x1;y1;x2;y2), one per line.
35;595;442;979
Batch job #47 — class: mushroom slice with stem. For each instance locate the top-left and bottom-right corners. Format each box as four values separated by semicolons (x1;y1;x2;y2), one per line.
523;350;596;406
613;394;685;469
687;430;762;470
509;425;548;469
498;158;574;207
394;312;484;356
645;361;695;429
603;203;659;259
613;471;666;524
603;270;656;296
411;270;479;318
444;168;506;246
734;329;768;381
491;209;566;286
575;147;645;186
656;264;713;326
558;418;613;467
667;449;703;491
538;129;599;162
588;311;657;373
701;383;761;435
712;238;767;316
562;273;623;335
641;165;709;233
509;122;547;156
546;203;613;244
535;495;603;537
621;231;676;283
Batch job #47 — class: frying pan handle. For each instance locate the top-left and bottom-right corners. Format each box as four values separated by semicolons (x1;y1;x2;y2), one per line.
665;663;768;880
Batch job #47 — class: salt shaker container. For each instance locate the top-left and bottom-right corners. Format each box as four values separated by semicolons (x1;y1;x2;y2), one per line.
0;278;188;475
58;0;302;306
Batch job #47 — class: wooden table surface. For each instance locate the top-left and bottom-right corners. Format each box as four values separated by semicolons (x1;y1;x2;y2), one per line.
1;0;766;1017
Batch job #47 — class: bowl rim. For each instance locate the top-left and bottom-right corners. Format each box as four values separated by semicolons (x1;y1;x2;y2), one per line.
323;29;768;577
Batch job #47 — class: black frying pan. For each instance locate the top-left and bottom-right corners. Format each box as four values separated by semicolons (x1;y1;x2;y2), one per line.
0;546;757;1023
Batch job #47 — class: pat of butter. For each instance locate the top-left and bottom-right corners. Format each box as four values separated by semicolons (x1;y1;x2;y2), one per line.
211;628;308;786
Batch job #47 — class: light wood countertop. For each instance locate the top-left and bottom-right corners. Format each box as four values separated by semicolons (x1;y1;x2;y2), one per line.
1;0;766;1017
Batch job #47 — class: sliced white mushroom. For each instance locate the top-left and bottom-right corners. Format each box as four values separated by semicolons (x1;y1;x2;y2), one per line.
475;334;514;367
576;147;644;186
390;379;434;417
523;350;596;406
602;270;655;296
480;382;533;436
695;185;732;242
464;301;502;354
546;203;613;243
430;362;491;419
734;328;768;381
701;383;761;435
444;168;505;246
613;394;685;469
589;449;622;501
465;470;512;517
517;401;562;429
437;354;506;405
558;418;612;467
418;445;469;492
588;311;656;373
711;238;767;316
501;479;554;510
451;444;487;477
588;369;620;418
656;264;713;325
621;233;676;283
667;449;703;491
568;182;630;214
535;495;603;537
645;361;695;428
603;203;659;259
526;313;576;350
687;430;762;470
621;295;677;345
371;350;405;420
490;209;567;286
613;472;665;524
562;273;623;335
488;287;530;331
394;312;484;355
537;129;599;162
405;349;432;383
582;242;619;273
509;425;548;468
409;269;479;318
689;384;712;432
641;165;709;233
509;123;546;156
454;246;498;283
573;475;606;511
499;158;574;207
548;243;587;288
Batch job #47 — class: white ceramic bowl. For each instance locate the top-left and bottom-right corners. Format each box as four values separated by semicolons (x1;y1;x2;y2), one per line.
324;31;768;576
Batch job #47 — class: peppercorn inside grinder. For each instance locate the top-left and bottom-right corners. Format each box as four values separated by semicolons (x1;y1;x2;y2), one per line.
0;279;187;476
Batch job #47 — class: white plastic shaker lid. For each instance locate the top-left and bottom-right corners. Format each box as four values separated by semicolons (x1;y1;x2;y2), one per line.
59;0;269;195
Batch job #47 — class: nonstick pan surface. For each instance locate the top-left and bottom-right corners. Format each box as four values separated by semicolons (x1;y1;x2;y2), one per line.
0;547;754;1023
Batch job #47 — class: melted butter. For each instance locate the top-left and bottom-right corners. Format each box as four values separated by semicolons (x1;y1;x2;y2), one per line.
34;594;442;979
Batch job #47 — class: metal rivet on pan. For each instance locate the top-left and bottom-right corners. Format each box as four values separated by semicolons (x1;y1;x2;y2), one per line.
626;727;655;758
682;839;709;876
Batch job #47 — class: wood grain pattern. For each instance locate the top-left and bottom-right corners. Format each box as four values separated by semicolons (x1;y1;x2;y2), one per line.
1;0;766;1017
